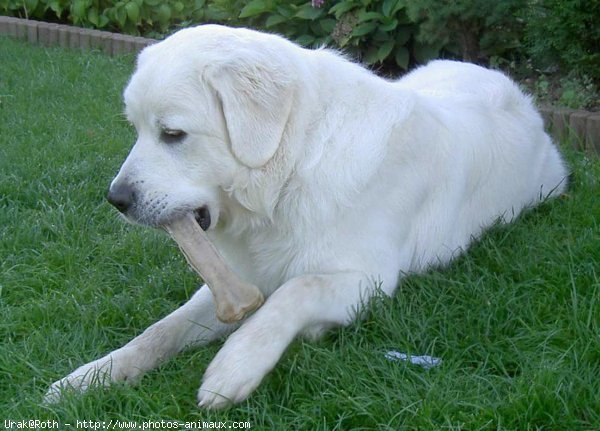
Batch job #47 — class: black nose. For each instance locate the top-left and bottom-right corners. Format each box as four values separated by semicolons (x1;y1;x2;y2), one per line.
107;182;135;213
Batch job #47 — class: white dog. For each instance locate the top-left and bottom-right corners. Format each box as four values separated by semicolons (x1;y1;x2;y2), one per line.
46;25;568;408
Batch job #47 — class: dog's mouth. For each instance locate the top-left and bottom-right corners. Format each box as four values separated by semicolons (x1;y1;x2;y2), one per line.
193;206;211;231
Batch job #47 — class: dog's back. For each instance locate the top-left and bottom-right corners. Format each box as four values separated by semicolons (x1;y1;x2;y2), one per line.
387;60;568;270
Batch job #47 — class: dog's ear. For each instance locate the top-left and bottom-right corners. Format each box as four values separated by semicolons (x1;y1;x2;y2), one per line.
207;61;294;169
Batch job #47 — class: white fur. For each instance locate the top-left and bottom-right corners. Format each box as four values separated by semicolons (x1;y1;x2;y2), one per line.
46;25;568;408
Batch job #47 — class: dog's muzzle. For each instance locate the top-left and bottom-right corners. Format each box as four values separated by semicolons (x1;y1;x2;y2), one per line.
107;182;135;213
106;182;212;230
194;206;211;231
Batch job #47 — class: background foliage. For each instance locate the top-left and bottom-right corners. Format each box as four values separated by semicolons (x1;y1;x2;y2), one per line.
1;0;599;103
402;0;525;64
523;0;600;80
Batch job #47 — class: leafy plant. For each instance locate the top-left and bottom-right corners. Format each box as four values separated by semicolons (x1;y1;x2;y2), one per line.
523;0;600;80
526;73;599;110
208;0;444;71
558;74;598;109
400;0;525;63
1;0;210;34
0;0;448;71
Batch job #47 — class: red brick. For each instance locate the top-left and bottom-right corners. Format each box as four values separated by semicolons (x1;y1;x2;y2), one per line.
99;34;113;54
551;108;575;143
79;29;91;50
585;114;600;156
15;20;28;40
111;35;125;56
538;105;554;131
0;17;9;35
569;111;591;151
37;22;59;46
68;28;80;49
37;22;50;46
120;35;138;54
58;27;70;48
134;36;156;50
88;30;105;51
26;20;38;43
7;18;18;38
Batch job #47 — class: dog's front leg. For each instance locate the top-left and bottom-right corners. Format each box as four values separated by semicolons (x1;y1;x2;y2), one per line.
197;271;372;409
45;285;234;402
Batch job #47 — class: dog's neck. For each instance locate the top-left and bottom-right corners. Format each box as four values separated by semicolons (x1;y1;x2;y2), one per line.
219;49;416;238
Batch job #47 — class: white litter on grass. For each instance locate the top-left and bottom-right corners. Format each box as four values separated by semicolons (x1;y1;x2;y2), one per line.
385;351;442;369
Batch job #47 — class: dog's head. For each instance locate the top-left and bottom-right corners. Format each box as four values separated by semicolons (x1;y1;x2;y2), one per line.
107;25;300;229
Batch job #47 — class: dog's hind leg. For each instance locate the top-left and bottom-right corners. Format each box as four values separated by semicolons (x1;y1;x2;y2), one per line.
45;285;234;403
197;271;373;409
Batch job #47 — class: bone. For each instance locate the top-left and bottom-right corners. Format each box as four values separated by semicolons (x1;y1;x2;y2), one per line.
163;212;264;323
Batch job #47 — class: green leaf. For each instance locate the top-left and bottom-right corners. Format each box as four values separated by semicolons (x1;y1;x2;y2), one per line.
329;2;356;19
239;0;270;19
144;0;160;6
310;20;326;36
115;4;127;27
123;20;137;35
320;18;336;33
24;0;38;13
265;14;287;28
363;46;379;64
276;4;295;18
357;11;383;22
377;40;395;61
88;8;99;26
351;22;377;37
395;26;412;45
372;29;391;42
48;1;62;15
378;18;397;32
98;14;109;28
295;34;315;46
205;4;229;20
414;42;441;63
172;2;184;13
156;3;170;24
315;35;333;46
72;0;87;21
295;4;324;20
382;0;400;17
394;46;409;69
125;2;140;23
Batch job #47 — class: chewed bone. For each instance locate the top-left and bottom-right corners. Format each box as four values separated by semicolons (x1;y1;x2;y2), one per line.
163;212;264;323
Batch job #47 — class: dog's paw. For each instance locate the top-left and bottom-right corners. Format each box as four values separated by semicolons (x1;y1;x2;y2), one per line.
197;346;265;409
45;359;112;403
44;347;143;403
197;326;284;409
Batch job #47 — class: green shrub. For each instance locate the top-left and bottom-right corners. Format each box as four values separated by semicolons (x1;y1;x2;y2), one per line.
0;0;210;34
0;0;448;71
198;0;447;71
528;73;599;110
400;0;525;63
523;0;600;80
5;0;597;82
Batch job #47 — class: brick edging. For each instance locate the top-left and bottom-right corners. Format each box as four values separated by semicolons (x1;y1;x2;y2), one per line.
1;15;599;156
0;15;156;55
538;107;600;156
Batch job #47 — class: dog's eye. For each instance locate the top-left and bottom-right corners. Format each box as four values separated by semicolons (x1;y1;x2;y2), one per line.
160;128;187;144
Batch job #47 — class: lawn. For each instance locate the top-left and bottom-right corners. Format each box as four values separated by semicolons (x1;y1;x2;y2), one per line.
1;36;599;430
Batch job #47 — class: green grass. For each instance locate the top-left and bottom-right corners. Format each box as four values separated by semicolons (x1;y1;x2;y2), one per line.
1;36;599;430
